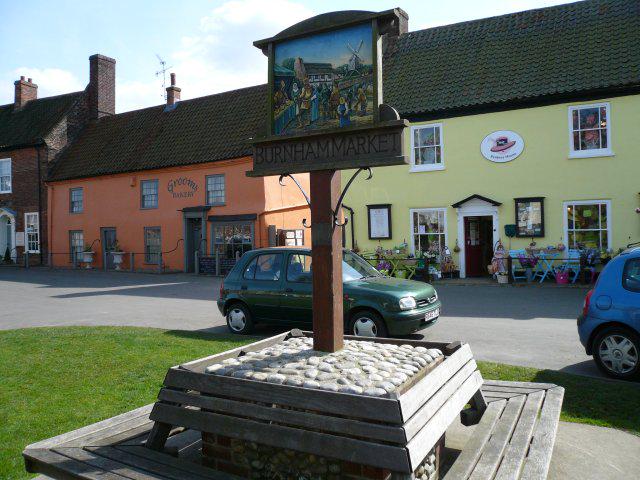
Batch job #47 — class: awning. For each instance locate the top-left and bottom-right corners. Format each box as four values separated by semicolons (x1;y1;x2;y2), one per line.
208;213;258;222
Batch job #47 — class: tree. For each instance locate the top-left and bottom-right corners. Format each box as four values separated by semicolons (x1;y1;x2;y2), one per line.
281;57;296;71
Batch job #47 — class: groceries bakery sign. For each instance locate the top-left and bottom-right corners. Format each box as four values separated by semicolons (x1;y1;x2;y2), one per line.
248;9;410;177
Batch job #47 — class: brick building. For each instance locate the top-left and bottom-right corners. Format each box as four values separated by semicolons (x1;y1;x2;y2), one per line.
0;54;115;264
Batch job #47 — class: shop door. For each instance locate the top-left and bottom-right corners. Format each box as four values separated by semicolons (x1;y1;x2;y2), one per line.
185;218;203;273
101;228;117;270
464;216;493;277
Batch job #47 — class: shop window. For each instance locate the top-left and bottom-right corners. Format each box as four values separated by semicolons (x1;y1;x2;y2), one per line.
25;212;40;253
206;175;225;205
564;200;611;250
410;124;444;171
69;230;84;262
141;180;158;209
411;208;447;255
212;223;253;259
0;159;11;193
622;258;640;293
69;188;83;213
568;103;612;158
243;253;283;281
278;229;304;246
144;227;162;263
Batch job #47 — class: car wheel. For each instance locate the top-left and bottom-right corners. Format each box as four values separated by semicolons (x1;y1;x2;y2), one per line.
226;303;254;335
349;311;388;338
593;327;640;380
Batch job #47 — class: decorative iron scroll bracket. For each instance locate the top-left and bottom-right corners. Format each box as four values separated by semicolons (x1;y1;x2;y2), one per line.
279;168;373;229
279;174;312;228
333;167;372;227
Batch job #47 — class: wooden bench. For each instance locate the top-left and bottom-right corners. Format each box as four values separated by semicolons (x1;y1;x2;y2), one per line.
444;380;564;480
23;380;562;480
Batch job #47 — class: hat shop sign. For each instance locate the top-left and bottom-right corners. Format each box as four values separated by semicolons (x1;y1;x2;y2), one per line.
481;130;524;163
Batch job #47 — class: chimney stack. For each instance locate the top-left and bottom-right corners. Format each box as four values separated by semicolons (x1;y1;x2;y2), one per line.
166;73;181;106
14;76;38;108
88;54;116;119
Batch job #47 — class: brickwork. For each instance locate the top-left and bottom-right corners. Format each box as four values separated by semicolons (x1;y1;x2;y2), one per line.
201;432;443;480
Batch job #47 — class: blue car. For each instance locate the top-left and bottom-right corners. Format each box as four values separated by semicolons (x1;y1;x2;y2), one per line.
578;246;640;380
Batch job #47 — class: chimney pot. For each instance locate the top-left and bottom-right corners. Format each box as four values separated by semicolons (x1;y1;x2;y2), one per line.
166;72;181;107
14;76;38;108
28;78;32;83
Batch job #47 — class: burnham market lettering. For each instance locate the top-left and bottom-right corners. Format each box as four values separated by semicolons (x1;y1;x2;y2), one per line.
255;132;401;165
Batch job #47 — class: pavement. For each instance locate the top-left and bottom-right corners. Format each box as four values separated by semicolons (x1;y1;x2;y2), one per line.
0;267;597;377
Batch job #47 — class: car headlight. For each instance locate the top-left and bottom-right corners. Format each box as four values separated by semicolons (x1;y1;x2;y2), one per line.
433;291;438;302
399;296;417;310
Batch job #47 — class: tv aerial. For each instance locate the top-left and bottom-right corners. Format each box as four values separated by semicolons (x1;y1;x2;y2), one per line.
155;54;173;101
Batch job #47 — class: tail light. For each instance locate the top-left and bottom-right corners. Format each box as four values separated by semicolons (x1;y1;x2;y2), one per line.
582;289;594;316
219;280;224;300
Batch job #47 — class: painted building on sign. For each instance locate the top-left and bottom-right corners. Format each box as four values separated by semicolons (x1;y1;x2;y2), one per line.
341;0;640;277
47;79;310;273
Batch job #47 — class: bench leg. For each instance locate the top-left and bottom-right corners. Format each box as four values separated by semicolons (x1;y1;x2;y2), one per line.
145;421;172;451
460;389;488;426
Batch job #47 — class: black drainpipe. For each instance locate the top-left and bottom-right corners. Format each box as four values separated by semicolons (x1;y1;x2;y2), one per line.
342;204;355;249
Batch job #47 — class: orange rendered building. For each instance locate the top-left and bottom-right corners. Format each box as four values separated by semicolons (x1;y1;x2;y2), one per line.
47;80;310;273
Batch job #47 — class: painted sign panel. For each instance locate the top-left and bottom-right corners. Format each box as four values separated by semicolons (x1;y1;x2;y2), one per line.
167;177;198;199
481;130;524;163
273;22;374;136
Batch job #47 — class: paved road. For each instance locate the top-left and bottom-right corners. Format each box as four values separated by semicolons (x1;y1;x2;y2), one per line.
0;267;597;377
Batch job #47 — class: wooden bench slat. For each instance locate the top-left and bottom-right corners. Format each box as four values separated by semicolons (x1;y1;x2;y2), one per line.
406;370;483;471
119;445;242;479
85;446;211;480
53;447;160;480
151;402;412;472
481;385;545;395
24;448;131;480
520;387;565;480
158;388;407;443
26;405;153;450
468;394;526;480
399;343;474;420
160;367;403;424
403;359;478;439
443;400;507;480
482;380;558;391
58;415;153;448
494;390;545;480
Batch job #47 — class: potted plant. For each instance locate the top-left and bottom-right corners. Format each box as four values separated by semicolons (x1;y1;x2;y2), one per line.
111;241;125;271
3;247;12;265
517;253;538;282
81;245;95;269
375;260;391;277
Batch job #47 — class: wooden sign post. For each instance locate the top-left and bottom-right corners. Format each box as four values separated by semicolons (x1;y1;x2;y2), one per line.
309;170;343;351
250;9;409;352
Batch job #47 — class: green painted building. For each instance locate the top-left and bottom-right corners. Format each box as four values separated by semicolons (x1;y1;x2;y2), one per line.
342;0;640;278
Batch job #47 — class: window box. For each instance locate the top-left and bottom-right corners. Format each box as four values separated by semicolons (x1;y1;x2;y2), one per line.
568;103;613;158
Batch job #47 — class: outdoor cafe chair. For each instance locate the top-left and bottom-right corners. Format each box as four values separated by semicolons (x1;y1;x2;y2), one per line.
509;249;529;282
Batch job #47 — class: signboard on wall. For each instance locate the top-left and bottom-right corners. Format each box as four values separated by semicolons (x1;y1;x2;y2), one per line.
481;130;524;163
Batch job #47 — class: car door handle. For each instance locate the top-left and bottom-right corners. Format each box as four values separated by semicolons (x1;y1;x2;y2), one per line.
285;288;293;293
241;285;248;290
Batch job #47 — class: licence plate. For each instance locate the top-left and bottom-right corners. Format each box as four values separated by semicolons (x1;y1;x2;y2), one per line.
425;308;440;321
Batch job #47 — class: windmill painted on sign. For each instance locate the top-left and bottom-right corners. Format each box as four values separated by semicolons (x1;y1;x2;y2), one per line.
347;39;364;73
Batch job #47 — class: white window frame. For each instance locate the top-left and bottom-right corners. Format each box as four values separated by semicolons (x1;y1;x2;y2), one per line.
0;158;11;194
206;174;225;206
563;200;612;250
24;212;40;253
410;123;445;172
568;102;613;159
409;208;448;255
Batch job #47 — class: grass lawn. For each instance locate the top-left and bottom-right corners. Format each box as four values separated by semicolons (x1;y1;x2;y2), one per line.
1;327;639;479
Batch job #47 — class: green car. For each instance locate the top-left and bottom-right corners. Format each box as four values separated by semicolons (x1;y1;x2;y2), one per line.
217;247;441;337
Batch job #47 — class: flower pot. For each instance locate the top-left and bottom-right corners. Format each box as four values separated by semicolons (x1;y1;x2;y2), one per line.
497;273;509;284
525;268;533;282
82;251;94;269
556;272;569;284
111;252;125;271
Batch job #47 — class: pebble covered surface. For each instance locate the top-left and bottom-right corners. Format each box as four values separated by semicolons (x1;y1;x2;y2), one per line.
204;337;443;397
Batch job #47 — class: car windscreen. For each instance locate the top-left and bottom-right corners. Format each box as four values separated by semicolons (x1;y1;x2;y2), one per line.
343;251;382;282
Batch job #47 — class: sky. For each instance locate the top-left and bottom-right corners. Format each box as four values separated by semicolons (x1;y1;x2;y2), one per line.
0;0;578;113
